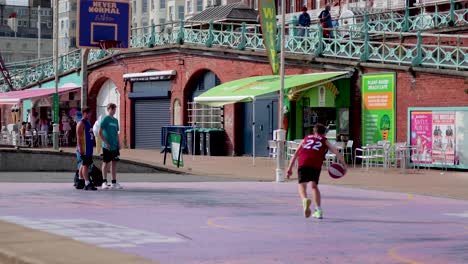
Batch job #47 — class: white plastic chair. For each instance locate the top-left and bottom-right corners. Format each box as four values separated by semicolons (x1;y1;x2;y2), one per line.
354;144;376;168
324;150;336;168
268;140;277;158
286;141;300;160
343;140;353;164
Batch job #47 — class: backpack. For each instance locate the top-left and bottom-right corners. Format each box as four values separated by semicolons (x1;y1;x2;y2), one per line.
89;164;103;187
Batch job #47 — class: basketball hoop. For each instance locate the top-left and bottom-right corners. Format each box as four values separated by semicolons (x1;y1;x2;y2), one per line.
98;40;123;50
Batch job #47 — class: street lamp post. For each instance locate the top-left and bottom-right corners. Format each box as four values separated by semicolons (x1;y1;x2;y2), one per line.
52;0;59;150
275;0;286;183
38;5;41;61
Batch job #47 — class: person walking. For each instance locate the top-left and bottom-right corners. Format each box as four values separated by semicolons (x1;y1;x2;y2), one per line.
99;103;122;190
76;108;97;191
286;123;346;219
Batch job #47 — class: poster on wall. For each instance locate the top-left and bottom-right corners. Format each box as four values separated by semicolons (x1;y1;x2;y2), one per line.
361;73;396;145
409;108;468;169
410;112;432;164
432;112;455;165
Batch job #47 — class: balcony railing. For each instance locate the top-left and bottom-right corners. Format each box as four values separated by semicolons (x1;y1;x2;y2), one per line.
1;1;467;91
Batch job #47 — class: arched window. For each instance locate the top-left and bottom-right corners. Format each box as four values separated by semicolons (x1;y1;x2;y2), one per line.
96;80;120;123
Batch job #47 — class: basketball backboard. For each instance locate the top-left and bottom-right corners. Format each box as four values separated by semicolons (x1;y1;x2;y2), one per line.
77;0;131;49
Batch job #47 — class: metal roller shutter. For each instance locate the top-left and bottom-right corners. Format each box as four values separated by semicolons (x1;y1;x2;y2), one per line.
134;99;171;149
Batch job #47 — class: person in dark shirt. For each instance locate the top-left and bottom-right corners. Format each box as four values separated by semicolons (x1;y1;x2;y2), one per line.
318;5;333;37
297;6;311;37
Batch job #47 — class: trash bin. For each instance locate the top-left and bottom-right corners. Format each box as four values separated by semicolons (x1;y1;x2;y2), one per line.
185;128;201;155
199;128;207;156
205;128;226;156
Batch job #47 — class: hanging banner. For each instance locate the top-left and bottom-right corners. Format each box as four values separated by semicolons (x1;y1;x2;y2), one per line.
258;0;279;75
431;111;455;165
361;73;396;145
410;111;433;164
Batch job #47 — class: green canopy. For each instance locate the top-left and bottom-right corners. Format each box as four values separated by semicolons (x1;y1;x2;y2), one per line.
194;72;350;106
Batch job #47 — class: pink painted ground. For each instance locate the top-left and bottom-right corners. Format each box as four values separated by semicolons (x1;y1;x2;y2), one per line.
0;182;467;264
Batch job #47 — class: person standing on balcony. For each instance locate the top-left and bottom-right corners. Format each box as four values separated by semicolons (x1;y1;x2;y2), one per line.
298;6;311;37
319;5;333;37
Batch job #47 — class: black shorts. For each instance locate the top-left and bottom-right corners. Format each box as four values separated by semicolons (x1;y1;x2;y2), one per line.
298;166;321;184
103;148;120;163
79;155;93;166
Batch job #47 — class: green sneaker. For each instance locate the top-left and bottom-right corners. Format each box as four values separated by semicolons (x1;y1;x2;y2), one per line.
302;198;312;218
312;209;323;219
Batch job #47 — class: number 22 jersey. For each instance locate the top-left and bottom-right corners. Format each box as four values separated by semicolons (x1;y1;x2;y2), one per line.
298;134;328;169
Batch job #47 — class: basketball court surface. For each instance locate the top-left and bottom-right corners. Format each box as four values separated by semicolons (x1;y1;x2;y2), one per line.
1;181;467;264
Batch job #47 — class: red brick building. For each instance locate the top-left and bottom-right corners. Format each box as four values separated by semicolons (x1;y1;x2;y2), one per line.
85;46;468;156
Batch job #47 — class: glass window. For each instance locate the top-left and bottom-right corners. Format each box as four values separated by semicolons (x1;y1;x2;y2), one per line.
133;0;136;13
160;0;166;9
151;0;155;10
169;6;173;21
178;6;185;20
159;18;166;31
289;0;294;13
187;1;192;13
196;0;203;12
254;0;258;10
143;0;148;12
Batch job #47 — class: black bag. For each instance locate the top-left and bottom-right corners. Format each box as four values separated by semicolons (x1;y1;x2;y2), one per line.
73;169;79;187
89;164;103;187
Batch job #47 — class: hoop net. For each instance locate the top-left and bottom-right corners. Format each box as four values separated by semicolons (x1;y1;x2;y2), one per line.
98;40;123;50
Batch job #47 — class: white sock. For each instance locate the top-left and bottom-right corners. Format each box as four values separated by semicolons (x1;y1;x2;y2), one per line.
85;180;90;185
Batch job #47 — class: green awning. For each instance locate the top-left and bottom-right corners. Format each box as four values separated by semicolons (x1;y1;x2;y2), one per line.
194;72;350;106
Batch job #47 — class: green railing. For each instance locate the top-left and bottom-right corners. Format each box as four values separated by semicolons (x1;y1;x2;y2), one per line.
333;0;468;33
2;1;468;91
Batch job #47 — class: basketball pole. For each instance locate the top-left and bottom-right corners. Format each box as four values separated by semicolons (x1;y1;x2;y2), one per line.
275;0;286;183
81;49;90;109
52;0;59;150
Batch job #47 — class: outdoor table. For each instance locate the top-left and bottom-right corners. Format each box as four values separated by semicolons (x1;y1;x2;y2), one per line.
397;145;416;173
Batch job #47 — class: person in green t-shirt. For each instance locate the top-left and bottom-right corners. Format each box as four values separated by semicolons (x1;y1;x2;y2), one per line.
99;103;122;190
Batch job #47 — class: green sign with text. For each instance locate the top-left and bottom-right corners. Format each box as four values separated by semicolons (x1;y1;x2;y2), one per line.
361;73;396;145
53;93;59;124
170;133;184;167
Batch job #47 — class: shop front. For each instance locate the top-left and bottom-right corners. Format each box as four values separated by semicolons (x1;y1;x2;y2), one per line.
0;86;81;147
286;78;351;142
124;70;176;150
194;71;351;159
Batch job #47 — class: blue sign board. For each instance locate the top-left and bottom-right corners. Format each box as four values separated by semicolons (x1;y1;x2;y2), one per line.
77;0;130;49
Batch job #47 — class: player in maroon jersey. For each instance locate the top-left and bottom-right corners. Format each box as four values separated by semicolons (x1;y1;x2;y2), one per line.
286;123;346;219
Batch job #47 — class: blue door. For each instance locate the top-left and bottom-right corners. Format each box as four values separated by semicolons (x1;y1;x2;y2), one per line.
241;98;278;157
